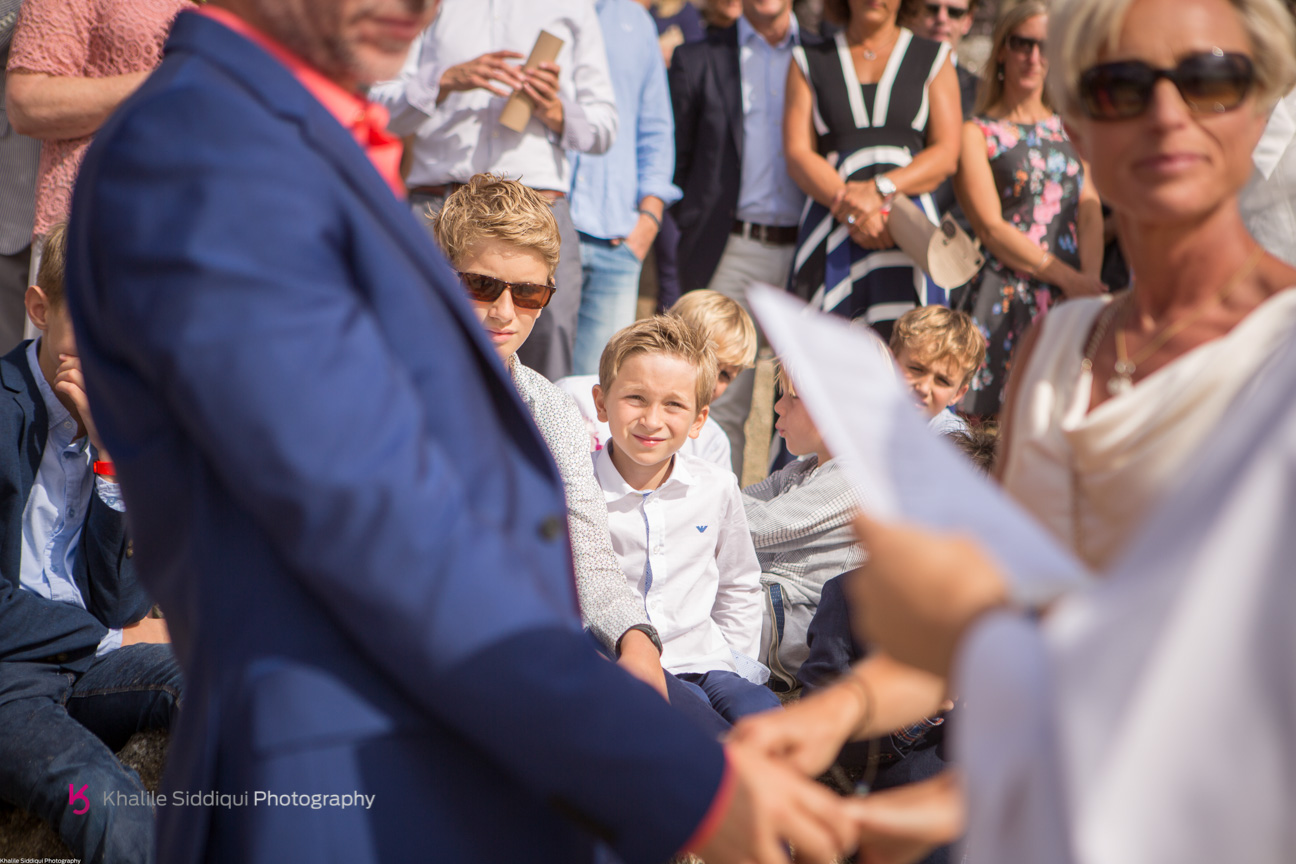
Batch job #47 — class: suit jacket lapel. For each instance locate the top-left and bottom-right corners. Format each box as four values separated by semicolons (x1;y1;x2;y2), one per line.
716;28;743;161
1;345;46;497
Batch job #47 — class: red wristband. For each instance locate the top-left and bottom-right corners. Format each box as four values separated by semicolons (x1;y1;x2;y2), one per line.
93;460;117;478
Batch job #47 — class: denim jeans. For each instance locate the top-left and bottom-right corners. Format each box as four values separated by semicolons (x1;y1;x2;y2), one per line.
572;234;644;376
0;643;182;864
676;670;781;723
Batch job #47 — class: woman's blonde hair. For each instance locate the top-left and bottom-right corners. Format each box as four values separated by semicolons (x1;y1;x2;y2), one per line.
1046;0;1296;119
975;1;1051;115
432;173;561;279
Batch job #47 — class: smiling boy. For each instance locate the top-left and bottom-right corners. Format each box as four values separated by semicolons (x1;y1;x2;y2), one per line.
592;316;779;723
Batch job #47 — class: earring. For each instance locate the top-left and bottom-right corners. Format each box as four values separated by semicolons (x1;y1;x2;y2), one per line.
997;64;1005;81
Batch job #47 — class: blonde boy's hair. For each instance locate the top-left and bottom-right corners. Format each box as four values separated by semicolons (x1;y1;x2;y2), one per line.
599;315;718;411
36;222;69;308
432;174;561;279
773;360;798;398
668;290;758;369
889;306;987;387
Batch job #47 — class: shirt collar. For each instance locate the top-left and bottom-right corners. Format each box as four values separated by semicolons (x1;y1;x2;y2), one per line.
197;6;405;198
25;339;74;432
738;13;800;50
594;444;698;500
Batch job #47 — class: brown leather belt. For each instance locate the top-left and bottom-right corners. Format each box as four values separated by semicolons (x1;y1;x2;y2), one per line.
731;220;798;245
409;183;566;202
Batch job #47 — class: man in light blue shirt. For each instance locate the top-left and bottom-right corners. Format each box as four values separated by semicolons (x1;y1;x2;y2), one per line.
568;0;680;376
669;0;810;474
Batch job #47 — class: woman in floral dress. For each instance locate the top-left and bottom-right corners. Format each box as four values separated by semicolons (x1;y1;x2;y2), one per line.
954;1;1104;417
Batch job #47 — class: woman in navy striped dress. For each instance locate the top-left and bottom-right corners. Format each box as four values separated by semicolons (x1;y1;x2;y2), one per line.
784;0;962;340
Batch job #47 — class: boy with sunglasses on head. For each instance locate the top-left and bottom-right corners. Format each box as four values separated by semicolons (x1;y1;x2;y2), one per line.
591;316;780;723
432;174;690;714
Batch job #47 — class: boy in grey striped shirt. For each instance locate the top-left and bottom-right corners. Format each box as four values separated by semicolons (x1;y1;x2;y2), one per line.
744;363;863;691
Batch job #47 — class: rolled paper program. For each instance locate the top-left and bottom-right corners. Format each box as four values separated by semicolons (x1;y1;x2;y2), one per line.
499;30;565;133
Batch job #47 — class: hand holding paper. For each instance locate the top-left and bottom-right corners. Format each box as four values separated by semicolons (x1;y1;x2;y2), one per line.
499;31;565;133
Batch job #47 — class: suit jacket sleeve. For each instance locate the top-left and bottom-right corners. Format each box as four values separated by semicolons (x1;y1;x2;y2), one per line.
77;483;151;629
70;74;723;863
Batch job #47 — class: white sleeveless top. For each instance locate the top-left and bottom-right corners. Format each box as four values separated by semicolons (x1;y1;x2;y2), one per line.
1002;289;1296;569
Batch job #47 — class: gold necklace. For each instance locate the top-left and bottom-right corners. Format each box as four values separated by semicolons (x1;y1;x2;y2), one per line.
1107;244;1265;396
859;28;898;61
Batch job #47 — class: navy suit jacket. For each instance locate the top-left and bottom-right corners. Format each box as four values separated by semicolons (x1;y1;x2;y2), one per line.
669;24;821;294
0;342;148;672
64;12;724;864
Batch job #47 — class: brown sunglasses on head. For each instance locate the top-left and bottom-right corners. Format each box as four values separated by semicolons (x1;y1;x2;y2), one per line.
457;271;556;310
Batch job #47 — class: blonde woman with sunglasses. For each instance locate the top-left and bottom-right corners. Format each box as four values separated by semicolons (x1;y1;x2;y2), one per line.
953;0;1106;418
994;0;1296;571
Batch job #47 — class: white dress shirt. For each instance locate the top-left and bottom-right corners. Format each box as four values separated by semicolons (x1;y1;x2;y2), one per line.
593;447;763;676
369;0;617;192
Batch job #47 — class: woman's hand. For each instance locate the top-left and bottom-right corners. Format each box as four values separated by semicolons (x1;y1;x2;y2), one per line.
848;771;966;864
728;680;864;777
847;515;1008;679
1058;270;1107;299
834;180;887;228
851;209;896;250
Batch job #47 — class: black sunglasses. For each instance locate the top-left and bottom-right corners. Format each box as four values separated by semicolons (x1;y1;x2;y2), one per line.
1007;35;1045;56
924;2;969;19
1078;50;1255;121
457;271;556;310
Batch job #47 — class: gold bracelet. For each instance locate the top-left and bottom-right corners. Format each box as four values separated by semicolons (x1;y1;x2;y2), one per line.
1030;250;1053;277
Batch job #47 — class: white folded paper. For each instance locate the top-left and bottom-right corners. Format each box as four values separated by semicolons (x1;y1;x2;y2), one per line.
749;285;1091;607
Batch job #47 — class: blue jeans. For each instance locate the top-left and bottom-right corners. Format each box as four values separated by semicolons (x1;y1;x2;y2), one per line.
0;643;182;864
572;235;644;376
676;670;781;723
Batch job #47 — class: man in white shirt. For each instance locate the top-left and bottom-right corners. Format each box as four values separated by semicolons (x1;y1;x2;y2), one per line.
370;0;618;381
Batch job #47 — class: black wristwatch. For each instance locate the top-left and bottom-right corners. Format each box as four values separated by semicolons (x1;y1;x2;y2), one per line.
617;624;664;656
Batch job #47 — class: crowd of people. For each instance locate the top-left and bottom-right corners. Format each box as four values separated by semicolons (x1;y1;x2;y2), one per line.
1;0;1296;862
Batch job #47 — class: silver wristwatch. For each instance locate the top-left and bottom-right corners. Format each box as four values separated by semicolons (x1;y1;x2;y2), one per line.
874;174;898;199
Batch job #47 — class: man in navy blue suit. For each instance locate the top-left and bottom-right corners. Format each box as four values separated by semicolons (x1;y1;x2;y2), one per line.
61;0;859;861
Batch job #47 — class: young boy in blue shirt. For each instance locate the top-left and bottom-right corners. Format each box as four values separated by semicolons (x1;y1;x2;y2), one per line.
0;223;180;862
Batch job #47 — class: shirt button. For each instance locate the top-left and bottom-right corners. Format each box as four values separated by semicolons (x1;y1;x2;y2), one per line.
539;515;564;542
125;541;134;559
68;507;76;518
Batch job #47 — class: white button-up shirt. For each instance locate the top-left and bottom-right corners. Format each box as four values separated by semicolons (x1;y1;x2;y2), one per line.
594;447;763;676
369;0;618;193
